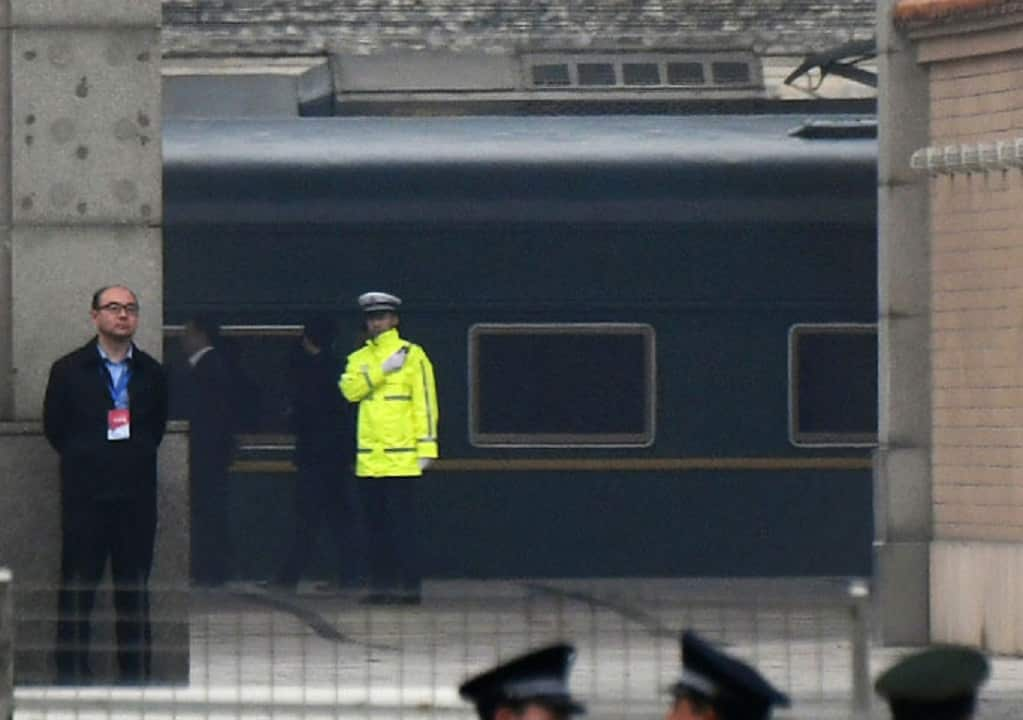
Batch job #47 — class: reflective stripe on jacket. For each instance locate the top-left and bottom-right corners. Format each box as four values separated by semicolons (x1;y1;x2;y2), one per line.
339;328;439;477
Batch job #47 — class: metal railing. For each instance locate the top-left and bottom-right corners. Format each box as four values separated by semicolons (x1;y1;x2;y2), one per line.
10;578;871;720
1;569;12;720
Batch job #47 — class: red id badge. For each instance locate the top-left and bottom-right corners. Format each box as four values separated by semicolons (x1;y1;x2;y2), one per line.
107;408;131;441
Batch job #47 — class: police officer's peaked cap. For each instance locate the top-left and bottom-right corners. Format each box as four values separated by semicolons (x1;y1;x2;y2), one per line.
358;291;401;313
672;631;789;720
875;645;988;720
459;644;585;718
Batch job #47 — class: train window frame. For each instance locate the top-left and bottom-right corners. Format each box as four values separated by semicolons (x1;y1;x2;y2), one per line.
531;63;572;87
622;62;662;86
577;62;617;86
666;61;706;86
468;323;657;448
787;323;878;448
711;60;753;85
164;324;304;451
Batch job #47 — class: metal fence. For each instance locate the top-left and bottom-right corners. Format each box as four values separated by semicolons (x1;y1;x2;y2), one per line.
2;569;13;720
8;578;870;720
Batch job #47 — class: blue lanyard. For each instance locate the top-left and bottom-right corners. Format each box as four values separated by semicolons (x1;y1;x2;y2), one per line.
105;364;132;409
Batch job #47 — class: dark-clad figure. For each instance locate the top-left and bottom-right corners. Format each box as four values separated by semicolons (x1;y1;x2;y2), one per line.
665;631;789;720
44;285;168;685
181;315;237;587
272;315;361;589
875;645;988;720
459;644;586;720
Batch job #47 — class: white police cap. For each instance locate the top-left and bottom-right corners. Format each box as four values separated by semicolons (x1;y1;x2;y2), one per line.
358;292;402;313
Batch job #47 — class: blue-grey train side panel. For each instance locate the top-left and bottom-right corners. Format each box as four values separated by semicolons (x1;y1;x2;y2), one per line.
164;116;877;578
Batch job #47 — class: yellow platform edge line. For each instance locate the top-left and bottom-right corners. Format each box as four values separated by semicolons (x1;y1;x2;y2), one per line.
230;457;872;473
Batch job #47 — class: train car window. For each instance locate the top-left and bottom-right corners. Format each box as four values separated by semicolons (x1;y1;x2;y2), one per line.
622;62;661;86
667;62;705;86
711;61;752;85
788;324;877;447
577;62;617;86
469;323;656;447
531;63;571;87
164;325;306;444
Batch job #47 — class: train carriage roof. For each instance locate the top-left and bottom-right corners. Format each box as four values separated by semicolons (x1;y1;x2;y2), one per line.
163;115;877;225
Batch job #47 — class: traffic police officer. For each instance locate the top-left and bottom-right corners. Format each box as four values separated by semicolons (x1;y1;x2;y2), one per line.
339;291;438;603
666;631;790;720
874;645;988;720
459;644;586;720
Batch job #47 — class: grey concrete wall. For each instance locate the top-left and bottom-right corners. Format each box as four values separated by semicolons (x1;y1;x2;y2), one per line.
0;8;12;420
10;227;162;419
874;0;932;645
0;423;188;684
7;0;162;420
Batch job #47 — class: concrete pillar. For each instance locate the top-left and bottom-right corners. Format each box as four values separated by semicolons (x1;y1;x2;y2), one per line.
874;0;933;644
0;0;188;683
0;4;12;420
0;568;11;720
8;0;163;417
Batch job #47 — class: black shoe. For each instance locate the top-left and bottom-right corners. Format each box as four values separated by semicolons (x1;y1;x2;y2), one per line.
192;578;226;589
305;581;343;596
256;578;297;592
360;591;400;605
360;590;421;606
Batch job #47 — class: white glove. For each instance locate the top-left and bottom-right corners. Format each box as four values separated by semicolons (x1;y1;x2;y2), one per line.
382;349;408;374
418;458;433;471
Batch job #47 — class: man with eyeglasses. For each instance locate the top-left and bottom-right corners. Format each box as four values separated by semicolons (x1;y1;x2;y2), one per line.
43;285;168;685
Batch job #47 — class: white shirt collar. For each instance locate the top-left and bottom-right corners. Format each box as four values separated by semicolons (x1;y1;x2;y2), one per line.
188;345;215;367
97;342;134;363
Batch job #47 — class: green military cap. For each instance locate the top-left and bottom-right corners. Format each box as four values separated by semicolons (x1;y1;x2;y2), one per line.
875;645;989;720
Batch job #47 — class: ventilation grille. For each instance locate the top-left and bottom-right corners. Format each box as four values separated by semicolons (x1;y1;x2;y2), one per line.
525;52;762;91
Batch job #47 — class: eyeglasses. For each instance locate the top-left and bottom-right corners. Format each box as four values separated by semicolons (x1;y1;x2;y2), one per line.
97;302;140;316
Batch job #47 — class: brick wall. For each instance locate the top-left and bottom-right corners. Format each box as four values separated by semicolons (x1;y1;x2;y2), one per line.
927;42;1023;540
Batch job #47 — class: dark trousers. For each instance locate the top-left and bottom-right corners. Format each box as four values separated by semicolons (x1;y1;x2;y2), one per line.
189;450;234;585
277;462;365;585
359;477;420;594
56;492;156;683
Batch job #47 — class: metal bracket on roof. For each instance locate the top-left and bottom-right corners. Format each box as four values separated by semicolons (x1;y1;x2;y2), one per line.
789;118;877;140
784;38;877;90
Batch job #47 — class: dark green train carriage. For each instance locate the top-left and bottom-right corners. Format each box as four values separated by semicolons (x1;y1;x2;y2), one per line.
163;114;877;579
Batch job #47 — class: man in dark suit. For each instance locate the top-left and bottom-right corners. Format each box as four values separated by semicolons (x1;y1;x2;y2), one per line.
271;315;361;590
181;315;237;587
44;285;168;685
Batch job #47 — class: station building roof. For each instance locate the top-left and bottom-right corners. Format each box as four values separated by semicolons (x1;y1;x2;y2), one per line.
162;1;876;58
894;0;1023;24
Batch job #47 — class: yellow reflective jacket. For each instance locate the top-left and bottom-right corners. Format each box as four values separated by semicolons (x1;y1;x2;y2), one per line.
339;328;439;477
